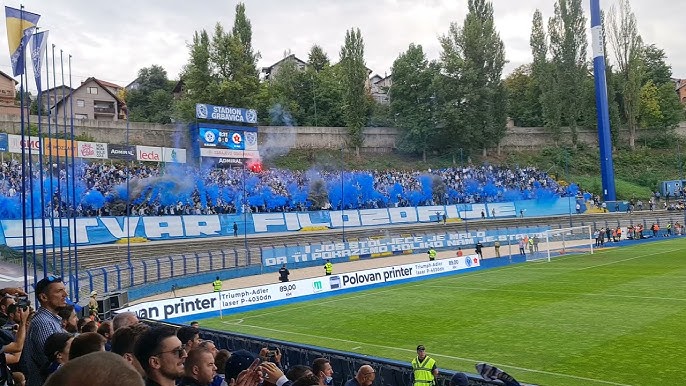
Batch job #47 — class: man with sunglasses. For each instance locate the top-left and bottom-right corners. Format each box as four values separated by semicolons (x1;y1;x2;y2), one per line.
135;326;188;386
20;275;67;386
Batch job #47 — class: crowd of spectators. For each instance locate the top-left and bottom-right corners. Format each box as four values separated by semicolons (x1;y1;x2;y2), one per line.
0;159;573;219
0;279;520;386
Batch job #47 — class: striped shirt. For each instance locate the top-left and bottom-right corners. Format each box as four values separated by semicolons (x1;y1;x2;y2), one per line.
20;306;65;386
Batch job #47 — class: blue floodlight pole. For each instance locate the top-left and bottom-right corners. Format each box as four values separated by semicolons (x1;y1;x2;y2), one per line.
590;0;616;201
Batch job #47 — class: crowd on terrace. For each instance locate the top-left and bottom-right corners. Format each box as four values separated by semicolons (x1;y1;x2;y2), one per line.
0;159;573;219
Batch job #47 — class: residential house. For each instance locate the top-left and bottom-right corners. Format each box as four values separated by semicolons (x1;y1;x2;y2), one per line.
40;85;74;113
371;74;392;105
0;70;23;116
261;54;308;81
53;77;127;121
674;78;686;103
125;77;141;92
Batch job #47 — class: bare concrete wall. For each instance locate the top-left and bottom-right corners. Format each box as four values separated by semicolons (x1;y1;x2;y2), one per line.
1;114;684;154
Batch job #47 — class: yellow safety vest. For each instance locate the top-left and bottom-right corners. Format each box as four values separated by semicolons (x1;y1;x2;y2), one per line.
324;262;333;274
212;280;222;292
411;356;436;386
428;249;437;260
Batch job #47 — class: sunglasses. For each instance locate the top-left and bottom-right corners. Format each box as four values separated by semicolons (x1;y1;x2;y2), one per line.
156;346;186;358
46;275;63;282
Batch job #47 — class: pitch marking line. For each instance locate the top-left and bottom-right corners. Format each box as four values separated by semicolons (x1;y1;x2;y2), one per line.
219;321;631;386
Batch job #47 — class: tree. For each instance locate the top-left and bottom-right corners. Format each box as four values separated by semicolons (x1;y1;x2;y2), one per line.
308;45;330;72
642;44;672;86
548;0;588;145
438;0;506;156
126;65;174;123
530;9;562;141
656;82;683;129
176;3;261;121
607;0;643;149
639;81;662;129
339;28;368;155
504;65;543;127
390;44;436;161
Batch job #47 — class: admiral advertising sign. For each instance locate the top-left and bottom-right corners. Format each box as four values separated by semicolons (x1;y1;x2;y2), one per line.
195;103;258;124
108;144;135;160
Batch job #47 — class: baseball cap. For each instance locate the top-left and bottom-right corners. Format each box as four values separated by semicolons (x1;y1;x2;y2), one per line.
416;345;425;351
34;275;63;295
225;349;256;381
90;291;98;296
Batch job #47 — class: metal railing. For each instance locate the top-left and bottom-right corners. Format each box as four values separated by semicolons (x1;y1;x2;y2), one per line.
76;212;686;300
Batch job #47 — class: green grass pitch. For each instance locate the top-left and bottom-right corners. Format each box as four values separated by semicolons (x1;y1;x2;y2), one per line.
200;238;686;386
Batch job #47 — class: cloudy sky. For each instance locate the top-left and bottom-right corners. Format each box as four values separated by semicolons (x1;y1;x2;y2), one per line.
2;0;684;91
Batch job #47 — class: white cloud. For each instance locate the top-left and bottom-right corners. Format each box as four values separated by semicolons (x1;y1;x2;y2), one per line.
1;0;684;93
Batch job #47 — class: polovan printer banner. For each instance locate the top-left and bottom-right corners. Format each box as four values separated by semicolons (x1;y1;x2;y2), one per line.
118;255;481;321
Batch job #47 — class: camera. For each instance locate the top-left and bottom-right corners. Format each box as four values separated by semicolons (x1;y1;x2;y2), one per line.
15;296;31;311
267;350;277;357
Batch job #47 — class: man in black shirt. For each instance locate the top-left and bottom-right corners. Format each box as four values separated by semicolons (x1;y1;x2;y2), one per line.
278;265;290;283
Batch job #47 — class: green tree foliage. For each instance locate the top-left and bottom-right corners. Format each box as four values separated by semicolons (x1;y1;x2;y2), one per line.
339;28;368;154
529;9;562;141
438;0;506;156
608;0;643;149
504;65;542;127
389;44;436;161
125;65;174;124
642;44;672;86
308;45;330;72
639;81;662;129
176;3;260;121
548;0;587;145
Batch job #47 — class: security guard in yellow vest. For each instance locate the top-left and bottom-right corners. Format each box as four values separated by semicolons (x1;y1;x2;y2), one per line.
212;276;222;292
411;345;438;386
427;248;437;261
324;260;333;275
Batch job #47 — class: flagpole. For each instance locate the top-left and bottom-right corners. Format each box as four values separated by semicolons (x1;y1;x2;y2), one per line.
60;49;73;299
68;54;80;302
45;40;54;272
49;43;58;273
31;29;48;279
18;5;29;294
54;44;64;281
25;58;38;287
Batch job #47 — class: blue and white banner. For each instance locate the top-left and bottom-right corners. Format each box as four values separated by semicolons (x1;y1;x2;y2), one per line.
0;133;7;152
195;103;258;125
261;227;549;266
29;30;48;91
0;198;576;248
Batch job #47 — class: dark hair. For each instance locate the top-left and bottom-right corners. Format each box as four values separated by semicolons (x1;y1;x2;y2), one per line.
77;317;89;332
177;326;199;345
134;326;178;372
44;332;73;362
97;321;113;338
34;275;63;295
291;374;320;386
311;358;330;377
185;348;213;370
56;305;75;321
81;321;98;333
69;332;106;360
286;365;313;382
44;352;144;386
111;323;149;356
214;349;231;375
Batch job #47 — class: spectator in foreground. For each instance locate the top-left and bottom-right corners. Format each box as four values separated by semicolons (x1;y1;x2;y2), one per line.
41;332;74;379
111;323;149;376
178;348;217;386
20;276;67;386
411;345;437;386
312;357;334;386
57;305;79;333
449;372;469;386
135;326;188;386
69;332;106;360
178;326;202;353
44;351;144;386
344;364;375;386
112;311;140;331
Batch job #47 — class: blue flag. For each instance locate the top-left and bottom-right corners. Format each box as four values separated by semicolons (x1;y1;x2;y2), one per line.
5;6;41;76
29;30;48;91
